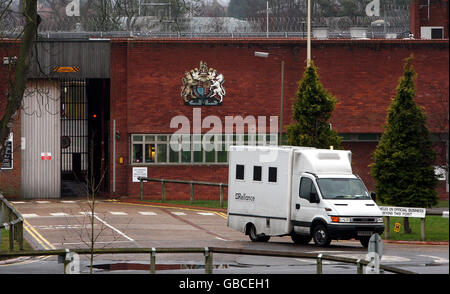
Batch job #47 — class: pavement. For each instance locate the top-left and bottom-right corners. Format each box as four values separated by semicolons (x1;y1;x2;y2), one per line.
0;197;448;275
120;199;449;246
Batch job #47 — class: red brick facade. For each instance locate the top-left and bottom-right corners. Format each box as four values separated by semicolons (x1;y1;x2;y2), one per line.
110;38;449;200
410;0;449;39
0;42;21;198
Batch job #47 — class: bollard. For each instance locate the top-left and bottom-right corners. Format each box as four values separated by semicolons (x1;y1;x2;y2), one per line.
316;254;323;274
161;181;166;202
150;248;156;274
190;182;194;205
18;221;24;251
219;184;224;208
420;218;425;241
204;247;213;274
385;216;390;239
356;259;363;274
9;223;14;251
140;179;144;201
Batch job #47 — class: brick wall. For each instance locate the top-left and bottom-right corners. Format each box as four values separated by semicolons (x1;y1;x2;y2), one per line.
109;39;449;200
411;0;449;38
0;42;21;198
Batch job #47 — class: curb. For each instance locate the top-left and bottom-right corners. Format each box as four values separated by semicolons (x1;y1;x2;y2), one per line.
383;240;449;246
120;199;228;213
0;256;32;266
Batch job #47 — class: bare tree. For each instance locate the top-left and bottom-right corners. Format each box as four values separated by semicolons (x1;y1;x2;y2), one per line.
0;0;39;166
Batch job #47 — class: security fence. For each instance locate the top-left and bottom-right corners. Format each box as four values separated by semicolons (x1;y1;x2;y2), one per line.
0;194;24;252
0;246;416;274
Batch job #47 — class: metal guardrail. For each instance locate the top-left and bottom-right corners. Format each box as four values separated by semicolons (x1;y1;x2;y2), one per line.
0;194;24;252
0;247;416;274
138;177;228;208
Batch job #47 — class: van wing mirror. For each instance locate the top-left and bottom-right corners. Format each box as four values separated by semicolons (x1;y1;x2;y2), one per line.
370;191;377;202
310;192;320;204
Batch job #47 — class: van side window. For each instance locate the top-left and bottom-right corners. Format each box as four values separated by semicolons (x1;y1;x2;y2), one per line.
268;167;277;183
299;177;317;201
236;164;245;180
253;166;262;181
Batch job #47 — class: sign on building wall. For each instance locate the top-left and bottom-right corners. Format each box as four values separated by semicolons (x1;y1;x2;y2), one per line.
133;167;148;183
379;206;426;218
1;133;13;170
181;61;226;106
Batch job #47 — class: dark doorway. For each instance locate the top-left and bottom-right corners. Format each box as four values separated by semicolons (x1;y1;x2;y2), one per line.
60;78;110;197
87;79;110;194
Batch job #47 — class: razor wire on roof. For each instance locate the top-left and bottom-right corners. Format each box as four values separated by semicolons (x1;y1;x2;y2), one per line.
1;0;411;39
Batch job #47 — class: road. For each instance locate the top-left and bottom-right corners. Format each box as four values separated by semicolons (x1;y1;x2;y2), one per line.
0;199;448;274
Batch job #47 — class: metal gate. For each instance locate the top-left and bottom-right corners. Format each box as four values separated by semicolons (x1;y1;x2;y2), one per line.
21;80;61;199
60;79;88;182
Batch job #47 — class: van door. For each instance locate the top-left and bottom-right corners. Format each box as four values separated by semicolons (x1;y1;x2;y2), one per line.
292;174;321;234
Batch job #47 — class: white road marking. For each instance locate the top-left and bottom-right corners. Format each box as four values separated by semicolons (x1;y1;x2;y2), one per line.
215;237;231;241
171;212;186;216
92;214;135;242
198;212;215;216
51;240;134;246
61;201;76;204
139;212;157;216
21;214;39;218
36;201;50;204
49;213;69;217
418;255;449;264
109;211;128;216
11;201;26;204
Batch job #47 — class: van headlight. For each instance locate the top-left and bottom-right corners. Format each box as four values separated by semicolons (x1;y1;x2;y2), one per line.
331;216;351;223
376;217;384;223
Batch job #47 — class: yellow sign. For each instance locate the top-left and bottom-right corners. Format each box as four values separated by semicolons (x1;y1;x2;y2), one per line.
394;222;402;233
53;66;79;73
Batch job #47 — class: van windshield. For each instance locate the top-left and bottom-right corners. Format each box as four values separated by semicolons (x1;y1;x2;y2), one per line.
316;178;370;200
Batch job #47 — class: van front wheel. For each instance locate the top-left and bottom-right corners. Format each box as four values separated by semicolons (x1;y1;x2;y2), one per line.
312;224;331;247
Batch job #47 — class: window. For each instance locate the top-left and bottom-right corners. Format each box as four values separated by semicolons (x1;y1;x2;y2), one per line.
253;166;262;181
236;164;245;180
131;133;278;165
299;177;314;201
268;167;277;183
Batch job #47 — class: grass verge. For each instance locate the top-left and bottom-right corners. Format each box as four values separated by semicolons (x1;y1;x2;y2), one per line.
142;199;227;209
1;228;33;258
382;216;448;242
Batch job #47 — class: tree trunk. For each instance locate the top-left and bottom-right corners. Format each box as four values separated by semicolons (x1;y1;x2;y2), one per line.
0;0;38;163
404;217;412;234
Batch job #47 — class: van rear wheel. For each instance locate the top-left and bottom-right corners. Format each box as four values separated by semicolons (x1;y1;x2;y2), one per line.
248;224;270;242
312;224;331;247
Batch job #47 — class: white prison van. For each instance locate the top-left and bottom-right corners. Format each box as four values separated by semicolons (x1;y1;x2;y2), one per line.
227;146;384;247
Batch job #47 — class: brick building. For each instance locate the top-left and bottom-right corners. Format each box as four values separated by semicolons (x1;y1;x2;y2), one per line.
0;1;449;201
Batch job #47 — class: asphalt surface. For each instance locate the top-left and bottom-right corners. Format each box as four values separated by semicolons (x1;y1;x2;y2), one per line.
0;199;448;275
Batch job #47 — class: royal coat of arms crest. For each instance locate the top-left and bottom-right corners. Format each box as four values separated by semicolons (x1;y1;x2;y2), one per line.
181;61;226;106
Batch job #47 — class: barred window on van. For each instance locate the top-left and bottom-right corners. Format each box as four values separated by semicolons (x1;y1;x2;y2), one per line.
253;166;262;181
268;167;277;183
236;164;245;180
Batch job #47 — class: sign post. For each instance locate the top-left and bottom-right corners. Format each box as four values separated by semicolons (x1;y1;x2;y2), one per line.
380;206;427;240
366;233;383;274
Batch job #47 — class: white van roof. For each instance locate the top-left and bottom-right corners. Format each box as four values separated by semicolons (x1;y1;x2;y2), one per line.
293;149;352;175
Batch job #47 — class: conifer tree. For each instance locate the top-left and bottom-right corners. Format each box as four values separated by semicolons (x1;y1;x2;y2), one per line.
370;56;438;233
287;62;342;149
